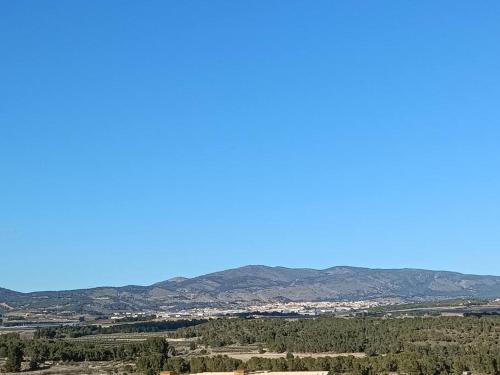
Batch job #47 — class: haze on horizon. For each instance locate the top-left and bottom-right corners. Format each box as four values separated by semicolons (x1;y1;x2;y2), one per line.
1;1;500;292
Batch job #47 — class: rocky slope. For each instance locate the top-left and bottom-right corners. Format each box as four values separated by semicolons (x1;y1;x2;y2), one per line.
1;266;500;313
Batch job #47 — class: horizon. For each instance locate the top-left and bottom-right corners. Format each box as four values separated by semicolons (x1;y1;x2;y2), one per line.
4;264;500;293
2;1;500;292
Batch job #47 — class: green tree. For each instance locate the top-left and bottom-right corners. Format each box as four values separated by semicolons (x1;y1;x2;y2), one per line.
136;337;170;375
136;353;166;375
4;342;23;372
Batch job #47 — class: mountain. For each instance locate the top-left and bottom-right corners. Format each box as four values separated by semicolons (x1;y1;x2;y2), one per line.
1;266;500;314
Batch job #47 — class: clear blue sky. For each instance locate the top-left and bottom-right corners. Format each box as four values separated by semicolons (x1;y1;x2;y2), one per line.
1;1;500;292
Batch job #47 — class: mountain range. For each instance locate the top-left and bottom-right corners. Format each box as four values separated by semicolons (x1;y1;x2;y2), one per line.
1;265;500;314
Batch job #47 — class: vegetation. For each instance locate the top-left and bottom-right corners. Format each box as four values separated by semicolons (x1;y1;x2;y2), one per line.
34;319;208;339
1;315;500;374
170;315;500;354
368;299;490;313
136;337;171;375
2;336;23;372
168;316;500;374
0;332;163;372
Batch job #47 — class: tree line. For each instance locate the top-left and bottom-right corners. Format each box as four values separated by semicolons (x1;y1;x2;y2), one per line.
2;315;500;375
34;319;207;339
0;333;169;372
169;315;500;355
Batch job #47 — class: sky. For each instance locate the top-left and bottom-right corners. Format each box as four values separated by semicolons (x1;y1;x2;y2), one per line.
1;1;500;292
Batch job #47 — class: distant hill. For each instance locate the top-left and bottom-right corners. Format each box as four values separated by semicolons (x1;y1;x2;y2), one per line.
1;265;500;314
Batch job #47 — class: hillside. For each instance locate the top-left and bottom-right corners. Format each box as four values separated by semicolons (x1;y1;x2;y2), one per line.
1;266;500;314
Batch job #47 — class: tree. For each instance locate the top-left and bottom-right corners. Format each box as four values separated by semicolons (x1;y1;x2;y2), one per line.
136;353;166;375
165;357;190;373
136;337;170;375
4;342;23;372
